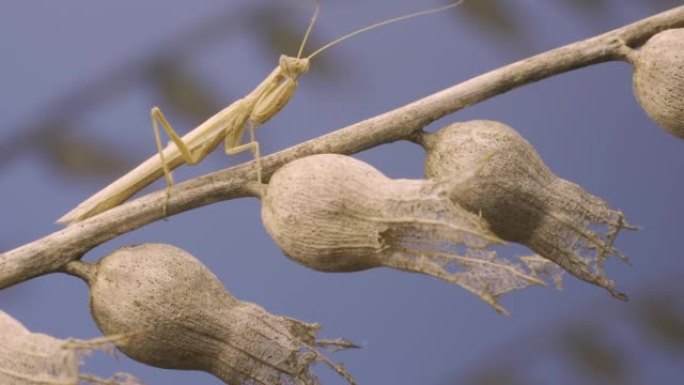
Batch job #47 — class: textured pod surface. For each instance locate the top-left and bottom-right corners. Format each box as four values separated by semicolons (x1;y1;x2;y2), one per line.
424;120;631;299
0;310;140;385
262;154;390;271
633;28;684;138
0;310;78;385
85;243;354;385
263;154;560;314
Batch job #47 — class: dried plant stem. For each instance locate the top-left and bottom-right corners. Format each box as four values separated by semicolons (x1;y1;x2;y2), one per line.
0;6;682;290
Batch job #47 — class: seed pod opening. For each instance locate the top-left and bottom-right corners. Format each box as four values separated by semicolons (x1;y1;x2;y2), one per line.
73;243;355;385
262;153;560;314
632;28;684;139
423;120;632;300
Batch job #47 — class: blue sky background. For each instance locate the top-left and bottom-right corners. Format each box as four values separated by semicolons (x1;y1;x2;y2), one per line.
0;1;682;384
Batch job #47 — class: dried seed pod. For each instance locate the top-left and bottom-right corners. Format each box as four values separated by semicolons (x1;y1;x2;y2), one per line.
632;28;684;138
262;153;559;314
0;310;79;385
422;120;632;299
66;243;355;385
0;309;140;385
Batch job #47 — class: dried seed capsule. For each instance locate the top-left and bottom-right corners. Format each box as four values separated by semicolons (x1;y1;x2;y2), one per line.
632;28;684;138
262;153;558;314
0;309;140;385
422;120;632;300
66;243;355;385
0;309;79;385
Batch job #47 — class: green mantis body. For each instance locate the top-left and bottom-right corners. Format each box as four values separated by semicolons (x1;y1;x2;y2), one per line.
57;1;461;225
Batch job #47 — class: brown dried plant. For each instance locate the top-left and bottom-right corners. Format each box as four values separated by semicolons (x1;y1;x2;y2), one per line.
630;28;684;138
0;310;142;385
0;5;682;385
64;243;357;385
421;120;633;299
261;153;563;314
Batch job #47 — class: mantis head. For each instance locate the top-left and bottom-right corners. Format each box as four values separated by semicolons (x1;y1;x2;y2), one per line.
279;55;311;80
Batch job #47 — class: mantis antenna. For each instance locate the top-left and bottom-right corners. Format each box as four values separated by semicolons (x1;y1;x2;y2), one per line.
297;1;321;59
306;0;464;60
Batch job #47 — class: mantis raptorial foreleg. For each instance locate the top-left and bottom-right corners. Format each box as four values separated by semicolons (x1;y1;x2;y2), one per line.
56;1;463;225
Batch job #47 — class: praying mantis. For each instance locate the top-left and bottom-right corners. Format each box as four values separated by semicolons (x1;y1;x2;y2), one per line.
57;1;463;225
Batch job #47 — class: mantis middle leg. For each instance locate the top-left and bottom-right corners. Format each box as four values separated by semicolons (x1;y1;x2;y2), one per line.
225;122;262;184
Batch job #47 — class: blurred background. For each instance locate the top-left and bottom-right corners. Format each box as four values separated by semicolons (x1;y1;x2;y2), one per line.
0;0;682;384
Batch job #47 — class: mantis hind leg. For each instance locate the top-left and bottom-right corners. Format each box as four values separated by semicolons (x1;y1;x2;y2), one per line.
225;123;262;184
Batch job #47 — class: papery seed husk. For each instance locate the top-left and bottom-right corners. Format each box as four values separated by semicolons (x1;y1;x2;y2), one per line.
423;120;631;300
84;243;354;385
262;154;391;271
632;28;684;139
262;153;556;313
0;310;140;385
262;154;500;270
0;310;79;385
